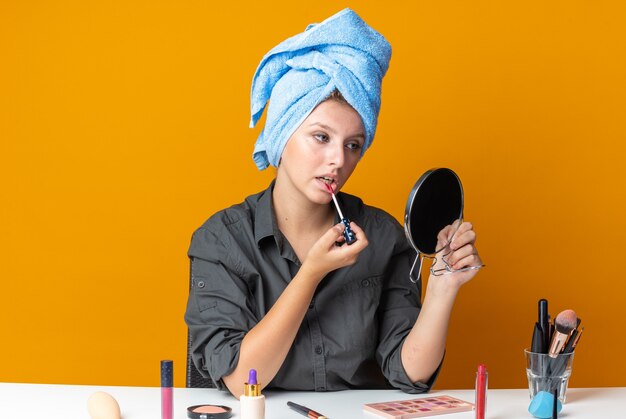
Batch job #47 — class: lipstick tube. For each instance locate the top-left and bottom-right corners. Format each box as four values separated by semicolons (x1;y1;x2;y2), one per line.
475;364;487;419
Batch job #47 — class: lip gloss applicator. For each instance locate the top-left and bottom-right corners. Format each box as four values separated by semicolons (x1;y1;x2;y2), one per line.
161;360;173;419
324;183;357;245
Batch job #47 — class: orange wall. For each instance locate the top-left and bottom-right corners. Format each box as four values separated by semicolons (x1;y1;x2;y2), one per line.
2;1;625;389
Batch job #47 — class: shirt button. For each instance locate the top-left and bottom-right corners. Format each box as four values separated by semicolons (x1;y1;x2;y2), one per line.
309;298;315;309
197;281;205;288
315;345;323;355
361;279;370;287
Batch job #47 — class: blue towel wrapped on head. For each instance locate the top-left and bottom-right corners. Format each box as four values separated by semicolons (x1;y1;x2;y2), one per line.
250;8;392;170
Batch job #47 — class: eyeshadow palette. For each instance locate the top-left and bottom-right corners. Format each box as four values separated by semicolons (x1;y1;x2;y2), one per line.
364;395;474;418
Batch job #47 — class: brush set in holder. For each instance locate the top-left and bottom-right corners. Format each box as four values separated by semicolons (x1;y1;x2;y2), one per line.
525;299;584;418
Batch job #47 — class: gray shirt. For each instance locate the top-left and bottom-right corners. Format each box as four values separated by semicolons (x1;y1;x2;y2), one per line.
184;182;440;393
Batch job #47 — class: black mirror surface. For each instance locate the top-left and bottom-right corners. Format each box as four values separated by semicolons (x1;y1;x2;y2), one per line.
404;168;464;256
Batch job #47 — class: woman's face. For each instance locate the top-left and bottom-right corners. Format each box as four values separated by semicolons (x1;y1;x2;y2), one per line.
276;99;365;206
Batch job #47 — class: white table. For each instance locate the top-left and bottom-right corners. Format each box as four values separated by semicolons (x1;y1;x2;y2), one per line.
1;383;624;418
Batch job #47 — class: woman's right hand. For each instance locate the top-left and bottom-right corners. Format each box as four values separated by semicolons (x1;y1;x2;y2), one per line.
301;221;369;279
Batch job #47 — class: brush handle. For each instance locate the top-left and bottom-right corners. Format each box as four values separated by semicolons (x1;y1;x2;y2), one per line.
549;328;579;379
553;388;559;418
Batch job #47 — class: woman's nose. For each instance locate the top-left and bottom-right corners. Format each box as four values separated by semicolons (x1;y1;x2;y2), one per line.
327;143;345;167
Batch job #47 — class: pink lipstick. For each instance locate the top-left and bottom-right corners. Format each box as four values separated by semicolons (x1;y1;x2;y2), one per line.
323;183;357;245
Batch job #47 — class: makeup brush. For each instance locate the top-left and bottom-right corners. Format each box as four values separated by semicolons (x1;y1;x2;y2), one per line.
323;183;357;245
550;324;583;378
571;326;584;350
562;319;582;354
548;310;578;358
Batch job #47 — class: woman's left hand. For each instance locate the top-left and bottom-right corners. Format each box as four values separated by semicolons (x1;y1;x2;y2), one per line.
429;220;483;292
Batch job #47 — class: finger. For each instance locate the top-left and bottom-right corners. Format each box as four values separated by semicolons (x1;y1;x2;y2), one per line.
327;224;368;267
333;236;346;249
348;221;366;238
450;221;471;238
321;223;346;246
444;244;476;267
450;226;476;250
451;252;482;271
437;225;455;246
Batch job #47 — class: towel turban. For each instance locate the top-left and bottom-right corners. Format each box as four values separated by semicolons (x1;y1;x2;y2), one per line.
250;8;392;170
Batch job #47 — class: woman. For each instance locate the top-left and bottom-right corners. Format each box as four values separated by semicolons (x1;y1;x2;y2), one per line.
185;9;482;398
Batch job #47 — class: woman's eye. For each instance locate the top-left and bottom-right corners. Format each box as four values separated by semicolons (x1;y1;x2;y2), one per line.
346;142;363;151
314;133;329;143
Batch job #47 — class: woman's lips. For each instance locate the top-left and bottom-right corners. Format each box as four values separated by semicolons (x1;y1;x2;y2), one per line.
316;177;336;192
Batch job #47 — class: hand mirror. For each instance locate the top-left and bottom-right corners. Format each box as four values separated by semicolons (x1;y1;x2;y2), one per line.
404;168;481;283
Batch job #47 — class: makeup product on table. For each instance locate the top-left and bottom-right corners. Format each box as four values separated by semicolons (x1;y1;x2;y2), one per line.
531;322;543;353
529;303;584;358
187;405;232;419
364;395;474;418
548;310;577;357
550;326;584;377
527;302;584;417
161;360;173;419
87;391;121;419
475;364;487;419
287;401;328;419
240;369;265;419
324;182;357;245
528;391;562;419
538;299;549;353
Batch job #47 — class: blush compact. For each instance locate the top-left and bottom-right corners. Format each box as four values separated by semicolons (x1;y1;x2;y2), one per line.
187;404;232;419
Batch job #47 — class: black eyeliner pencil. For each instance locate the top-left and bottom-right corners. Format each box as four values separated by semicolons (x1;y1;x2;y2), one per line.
531;322;543;353
539;299;549;353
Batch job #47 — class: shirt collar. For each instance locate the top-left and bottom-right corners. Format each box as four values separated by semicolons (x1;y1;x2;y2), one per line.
254;180;279;246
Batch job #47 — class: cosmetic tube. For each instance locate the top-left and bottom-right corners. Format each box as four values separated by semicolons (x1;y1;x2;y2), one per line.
475;364;487;419
161;360;173;419
240;369;265;419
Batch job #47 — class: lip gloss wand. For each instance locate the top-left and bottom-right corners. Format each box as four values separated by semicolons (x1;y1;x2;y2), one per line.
324;183;357;245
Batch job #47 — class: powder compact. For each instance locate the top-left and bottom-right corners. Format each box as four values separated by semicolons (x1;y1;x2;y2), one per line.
187;404;232;419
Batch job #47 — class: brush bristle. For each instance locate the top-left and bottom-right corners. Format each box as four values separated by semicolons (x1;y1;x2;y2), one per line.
555;309;578;333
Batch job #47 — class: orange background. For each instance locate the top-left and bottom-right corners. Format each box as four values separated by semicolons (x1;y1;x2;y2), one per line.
2;1;625;390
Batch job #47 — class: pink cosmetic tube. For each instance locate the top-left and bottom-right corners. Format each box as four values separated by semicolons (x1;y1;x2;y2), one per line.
161;360;173;419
